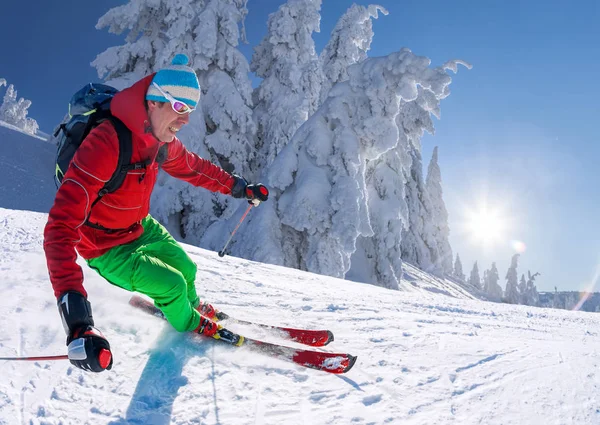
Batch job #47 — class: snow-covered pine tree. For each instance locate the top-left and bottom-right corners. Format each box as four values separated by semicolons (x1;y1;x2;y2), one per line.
394;75;462;279
0;83;39;135
468;261;481;290
0;84;18;123
453;253;465;281
266;49;467;280
485;262;503;301
425;146;453;275
350;60;468;288
251;0;322;172
0;79;6;89
93;0;256;245
504;254;520;304
318;4;387;106
526;271;540;306
400;138;441;276
519;274;527;304
199;0;323;262
349;132;409;289
92;0;171;86
482;269;489;292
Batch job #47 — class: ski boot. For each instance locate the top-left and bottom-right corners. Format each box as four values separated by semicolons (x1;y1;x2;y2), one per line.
195;315;220;337
196;301;217;320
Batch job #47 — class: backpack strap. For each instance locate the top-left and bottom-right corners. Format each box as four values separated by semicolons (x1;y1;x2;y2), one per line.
83;117;151;233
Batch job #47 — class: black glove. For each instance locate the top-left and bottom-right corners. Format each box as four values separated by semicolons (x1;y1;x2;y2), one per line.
231;175;269;204
58;291;113;372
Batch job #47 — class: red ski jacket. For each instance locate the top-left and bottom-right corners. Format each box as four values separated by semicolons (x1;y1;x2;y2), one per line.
44;75;235;299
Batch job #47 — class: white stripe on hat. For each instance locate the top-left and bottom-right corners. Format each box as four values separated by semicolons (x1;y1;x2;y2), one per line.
156;84;200;105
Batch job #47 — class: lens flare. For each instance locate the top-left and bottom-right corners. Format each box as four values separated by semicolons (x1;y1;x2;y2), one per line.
572;292;593;312
572;261;600;311
511;240;527;253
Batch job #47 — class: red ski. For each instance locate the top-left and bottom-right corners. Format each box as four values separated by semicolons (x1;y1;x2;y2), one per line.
129;295;356;374
130;295;333;347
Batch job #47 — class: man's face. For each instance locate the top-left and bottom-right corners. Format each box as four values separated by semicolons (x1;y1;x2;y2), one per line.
147;101;191;143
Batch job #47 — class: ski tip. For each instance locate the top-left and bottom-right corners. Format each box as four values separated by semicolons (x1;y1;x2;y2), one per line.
343;355;358;373
324;330;334;346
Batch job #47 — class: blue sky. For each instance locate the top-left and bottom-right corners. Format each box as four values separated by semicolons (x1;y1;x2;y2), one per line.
2;0;599;292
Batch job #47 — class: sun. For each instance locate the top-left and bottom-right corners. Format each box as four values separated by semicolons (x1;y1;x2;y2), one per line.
466;206;507;245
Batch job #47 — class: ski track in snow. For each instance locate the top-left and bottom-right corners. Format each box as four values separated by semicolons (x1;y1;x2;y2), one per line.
1;208;600;425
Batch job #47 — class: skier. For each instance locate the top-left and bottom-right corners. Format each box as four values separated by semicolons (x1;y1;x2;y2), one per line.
44;54;268;373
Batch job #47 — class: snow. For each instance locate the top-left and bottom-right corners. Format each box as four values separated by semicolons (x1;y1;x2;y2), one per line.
0;121;56;213
2;207;600;424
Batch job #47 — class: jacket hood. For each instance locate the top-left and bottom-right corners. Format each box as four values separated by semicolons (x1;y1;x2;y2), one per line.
110;74;156;138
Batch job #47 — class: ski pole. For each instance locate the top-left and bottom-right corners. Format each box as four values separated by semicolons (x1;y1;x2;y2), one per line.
218;203;254;257
0;354;68;362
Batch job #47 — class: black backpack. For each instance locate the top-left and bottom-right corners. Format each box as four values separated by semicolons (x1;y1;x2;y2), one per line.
53;83;153;232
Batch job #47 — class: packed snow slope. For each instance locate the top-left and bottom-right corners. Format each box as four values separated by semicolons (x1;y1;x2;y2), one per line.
1;208;600;425
0;121;55;213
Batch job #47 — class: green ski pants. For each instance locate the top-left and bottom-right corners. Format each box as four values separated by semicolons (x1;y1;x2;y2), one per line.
87;215;201;332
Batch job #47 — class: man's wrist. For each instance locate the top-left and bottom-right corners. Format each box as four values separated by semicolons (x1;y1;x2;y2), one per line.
58;291;94;338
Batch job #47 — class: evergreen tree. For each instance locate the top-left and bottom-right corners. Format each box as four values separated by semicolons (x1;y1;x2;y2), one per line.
349;81;459;287
398;83;466;278
482;269;489;292
504;254;520;304
453;254;465;281
485;262;503;301
266;50;465;280
319;4;387;105
525;271;540;306
251;0;322;171
519;274;527;304
0;83;39;135
0;84;17;123
468;261;481;289
400;143;441;275
425;146;453;274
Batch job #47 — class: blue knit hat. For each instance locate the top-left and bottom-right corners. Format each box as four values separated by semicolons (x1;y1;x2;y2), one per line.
146;54;200;108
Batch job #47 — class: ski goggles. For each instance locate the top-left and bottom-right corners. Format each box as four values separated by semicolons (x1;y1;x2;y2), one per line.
152;83;196;114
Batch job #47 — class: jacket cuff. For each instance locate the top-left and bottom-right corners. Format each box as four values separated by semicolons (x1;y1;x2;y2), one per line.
230;175;247;198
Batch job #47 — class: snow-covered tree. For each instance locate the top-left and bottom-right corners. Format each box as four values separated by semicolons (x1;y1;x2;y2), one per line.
482;269;489;292
397;78;460;278
92;0;171;84
0;85;18;123
525;271;540;306
350;57;467;288
319;4;387;105
198;0;323;259
0;83;39;135
251;0;322;172
519;274;527;304
0;79;6;88
94;0;256;245
468;261;481;289
349;138;408;289
453;254;465;281
483;262;503;301
504;254;520;304
264;50;466;280
400;140;441;276
425;146;453;274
